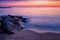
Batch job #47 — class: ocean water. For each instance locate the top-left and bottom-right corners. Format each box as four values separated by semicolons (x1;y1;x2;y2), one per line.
0;7;60;31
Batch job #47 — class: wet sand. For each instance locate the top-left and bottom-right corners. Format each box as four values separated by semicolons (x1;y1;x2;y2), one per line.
0;30;60;40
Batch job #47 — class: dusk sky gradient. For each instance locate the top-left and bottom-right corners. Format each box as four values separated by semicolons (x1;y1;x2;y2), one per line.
0;0;60;1
0;1;60;7
0;0;60;7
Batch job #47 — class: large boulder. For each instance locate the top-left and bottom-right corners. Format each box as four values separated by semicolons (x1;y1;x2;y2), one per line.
0;15;29;34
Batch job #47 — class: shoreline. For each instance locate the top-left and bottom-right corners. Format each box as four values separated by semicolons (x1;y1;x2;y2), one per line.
24;28;60;34
0;29;60;40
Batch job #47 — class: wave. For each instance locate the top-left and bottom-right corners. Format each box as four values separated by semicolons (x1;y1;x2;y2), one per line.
25;28;60;34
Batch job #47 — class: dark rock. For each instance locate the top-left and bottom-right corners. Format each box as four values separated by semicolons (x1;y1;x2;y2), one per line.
0;15;29;34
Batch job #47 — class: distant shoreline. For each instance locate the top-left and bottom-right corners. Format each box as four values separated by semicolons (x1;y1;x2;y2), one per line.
0;7;11;8
0;6;60;8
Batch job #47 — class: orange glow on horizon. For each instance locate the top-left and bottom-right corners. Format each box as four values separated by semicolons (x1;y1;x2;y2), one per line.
0;1;60;7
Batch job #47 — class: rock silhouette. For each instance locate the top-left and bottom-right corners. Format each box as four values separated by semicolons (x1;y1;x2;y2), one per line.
0;15;29;34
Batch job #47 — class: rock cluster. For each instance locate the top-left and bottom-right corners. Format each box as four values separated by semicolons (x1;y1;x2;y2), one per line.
0;15;29;34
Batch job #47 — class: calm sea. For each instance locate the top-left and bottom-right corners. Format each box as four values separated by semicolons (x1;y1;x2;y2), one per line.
0;7;60;31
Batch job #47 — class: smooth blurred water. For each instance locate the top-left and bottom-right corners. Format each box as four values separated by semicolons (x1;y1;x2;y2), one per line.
0;7;60;31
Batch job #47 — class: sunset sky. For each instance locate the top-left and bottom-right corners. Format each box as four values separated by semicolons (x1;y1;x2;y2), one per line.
0;0;60;17
0;0;60;7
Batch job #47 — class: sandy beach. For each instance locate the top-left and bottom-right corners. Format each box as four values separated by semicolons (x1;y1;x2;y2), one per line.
0;29;60;40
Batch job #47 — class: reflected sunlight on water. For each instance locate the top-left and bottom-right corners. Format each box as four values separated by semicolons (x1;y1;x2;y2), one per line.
0;7;60;17
0;7;60;31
